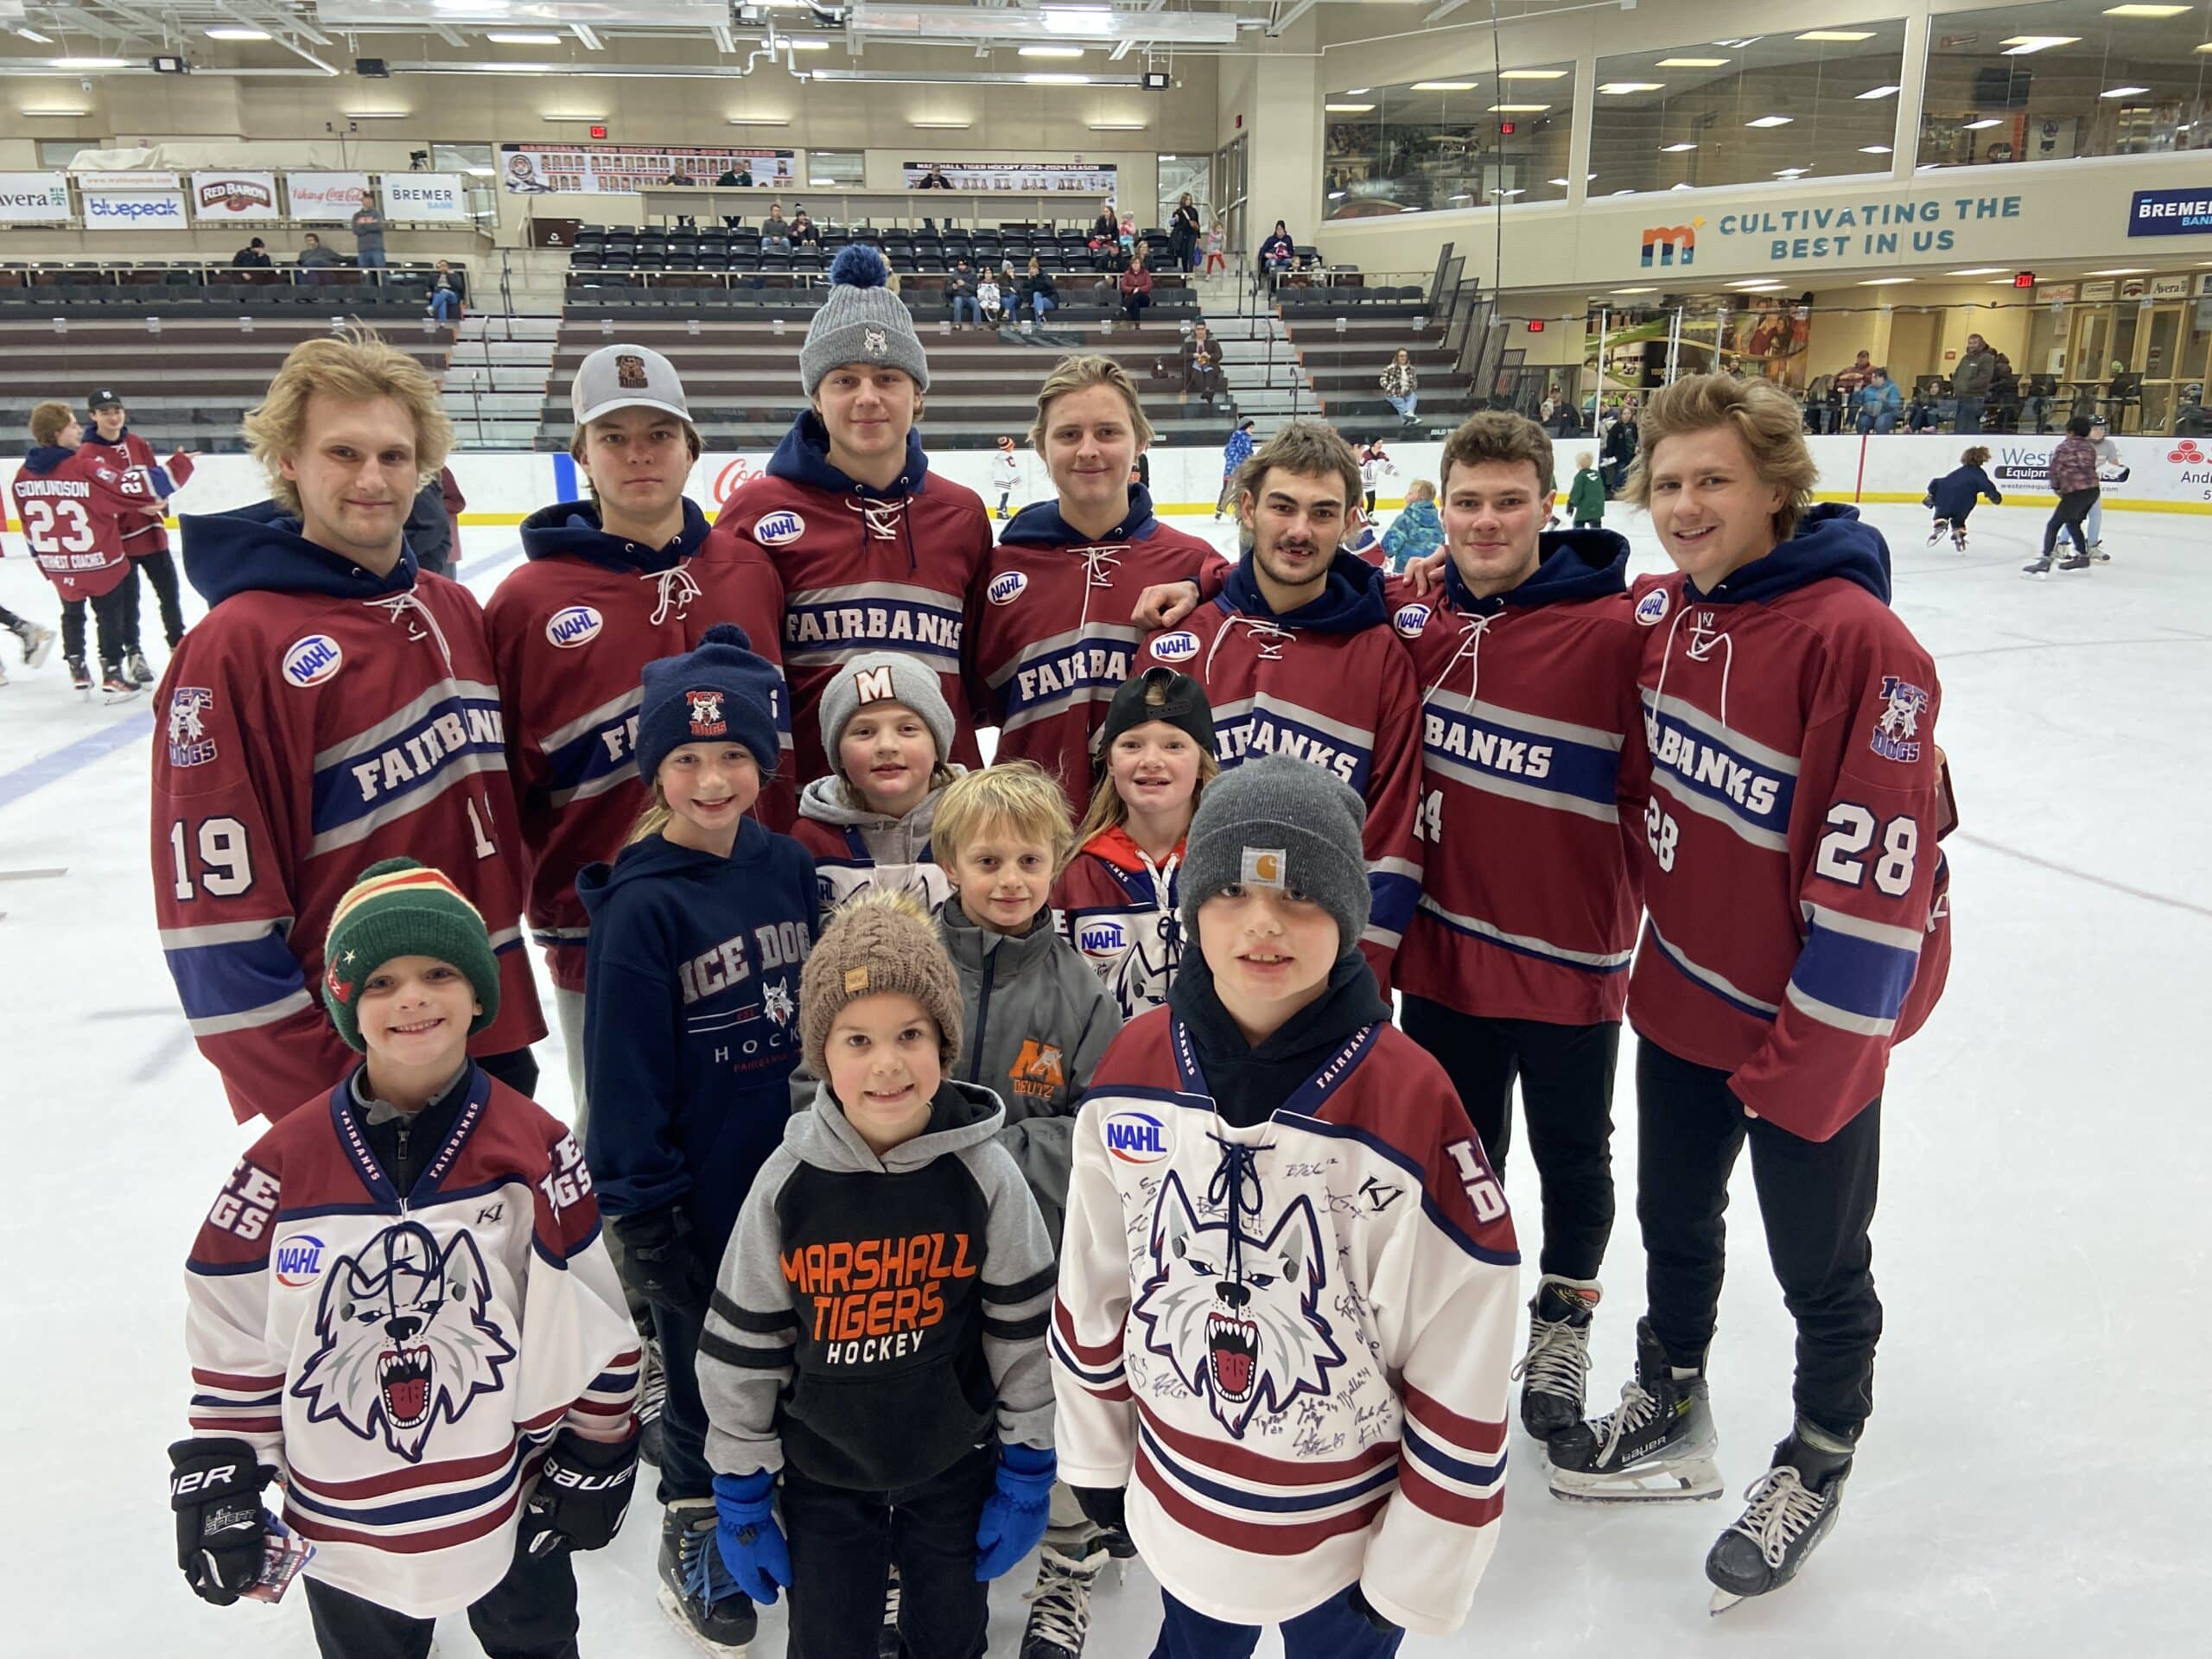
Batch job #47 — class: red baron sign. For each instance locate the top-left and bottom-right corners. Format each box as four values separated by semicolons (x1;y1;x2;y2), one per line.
286;171;371;221
191;171;282;221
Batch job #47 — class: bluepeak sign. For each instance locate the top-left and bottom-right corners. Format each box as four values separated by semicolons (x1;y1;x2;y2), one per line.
2127;189;2212;238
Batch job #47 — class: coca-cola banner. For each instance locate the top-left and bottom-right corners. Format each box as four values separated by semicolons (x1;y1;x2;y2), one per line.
191;170;283;221
286;170;372;221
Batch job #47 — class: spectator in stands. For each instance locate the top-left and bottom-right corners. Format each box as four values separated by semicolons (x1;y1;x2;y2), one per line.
1169;193;1203;272
1833;350;1874;405
1216;416;1255;519
1021;256;1058;325
664;165;696;227
1182;322;1225;407
761;202;791;252
349;200;387;270
1951;332;1997;434
1853;366;1904;434
1601;402;1638;493
946;259;981;328
1905;382;1943;434
1547;399;1583;439
1259;220;1296;283
296;232;342;276
1090;202;1122;270
1202;215;1226;276
232;237;271;269
918;163;954;189
1380;348;1420;425
714;162;750;227
976;270;1006;327
429;259;464;325
1988;350;2020;432
1117;251;1154;327
790;209;821;250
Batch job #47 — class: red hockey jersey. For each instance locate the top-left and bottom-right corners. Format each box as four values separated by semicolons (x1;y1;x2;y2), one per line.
7;442;157;601
706;414;991;785
1050;825;1187;1022
153;504;545;1124
1627;506;1952;1141
1052;1011;1520;1634
972;489;1225;815
1386;533;1645;1027
486;498;793;994
82;425;193;557
1133;552;1423;990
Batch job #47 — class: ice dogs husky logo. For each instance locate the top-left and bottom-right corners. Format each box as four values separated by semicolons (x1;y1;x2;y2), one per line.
291;1222;515;1462
1133;1162;1344;1438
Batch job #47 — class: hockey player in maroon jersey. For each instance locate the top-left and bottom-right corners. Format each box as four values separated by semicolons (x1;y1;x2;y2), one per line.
704;245;992;785
1384;412;1645;1443
1052;758;1520;1649
149;327;544;1126
970;354;1224;815
1129;421;1421;993
488;344;791;1114
1546;374;1953;1613
8;398;165;702
82;385;196;678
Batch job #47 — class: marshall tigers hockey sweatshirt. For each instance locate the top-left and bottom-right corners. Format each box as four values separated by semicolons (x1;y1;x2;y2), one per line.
181;1065;639;1618
1051;959;1521;1634
575;818;818;1247
696;1079;1057;1491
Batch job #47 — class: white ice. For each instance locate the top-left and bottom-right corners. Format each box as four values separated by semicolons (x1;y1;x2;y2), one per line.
2;499;2205;1657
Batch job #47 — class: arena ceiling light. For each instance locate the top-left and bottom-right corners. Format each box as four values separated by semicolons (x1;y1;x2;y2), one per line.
726;115;791;124
1024;72;1090;84
315;2;728;22
1948;268;2005;275
1797;30;1874;42
1657;57;1730;67
1859;276;1914;285
1857;85;1901;99
1018;47;1085;58
1490;103;1550;112
1325;103;1376;112
909;119;970;128
845;4;1236;48
1611;286;1657;294
1087;120;1147;130
486;31;567;43
1773;166;1809;176
1599;81;1663;93
2100;86;2152;98
2000;36;2079;54
1745;114;1793;127
50;57;130;69
1659;141;1698;151
1860;143;1893;153
14;28;54;44
1411;80;1478;91
204;26;273;40
1497;69;1567;79
1961;117;2005;129
2102;5;2190;16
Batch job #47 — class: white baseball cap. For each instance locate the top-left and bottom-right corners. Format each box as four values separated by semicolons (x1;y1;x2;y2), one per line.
572;344;691;428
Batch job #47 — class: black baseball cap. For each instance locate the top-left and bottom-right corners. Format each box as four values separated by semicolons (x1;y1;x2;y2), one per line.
1094;666;1215;761
87;388;123;411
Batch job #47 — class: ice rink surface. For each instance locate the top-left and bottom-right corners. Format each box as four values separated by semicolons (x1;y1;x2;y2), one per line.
2;497;2205;1657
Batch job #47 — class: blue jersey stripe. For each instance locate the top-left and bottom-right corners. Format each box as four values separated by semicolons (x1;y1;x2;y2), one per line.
311;695;506;840
1217;706;1374;795
1422;701;1619;811
1370;866;1421;939
1138;1420;1399;1515
285;1452;526;1528
1789;915;1919;1024
165;926;305;1020
1641;702;1796;848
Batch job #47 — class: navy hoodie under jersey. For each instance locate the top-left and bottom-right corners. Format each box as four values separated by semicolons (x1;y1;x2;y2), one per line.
576;817;820;1244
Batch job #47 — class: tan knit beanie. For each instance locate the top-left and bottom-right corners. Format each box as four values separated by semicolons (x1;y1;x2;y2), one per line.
800;887;965;1082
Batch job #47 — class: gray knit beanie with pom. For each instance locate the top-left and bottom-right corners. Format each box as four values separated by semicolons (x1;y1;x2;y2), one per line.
800;245;931;396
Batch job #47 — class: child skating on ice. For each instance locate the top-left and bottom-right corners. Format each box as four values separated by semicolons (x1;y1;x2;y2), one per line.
1924;446;2001;550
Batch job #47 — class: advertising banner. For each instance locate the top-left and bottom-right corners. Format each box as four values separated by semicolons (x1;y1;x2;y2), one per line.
380;172;471;222
0;172;72;223
190;170;282;221
2127;188;2212;238
286;170;371;220
499;143;797;194
83;189;188;231
902;159;1117;194
76;170;180;191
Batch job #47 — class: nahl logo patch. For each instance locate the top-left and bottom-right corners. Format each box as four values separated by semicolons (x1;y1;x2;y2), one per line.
282;634;344;688
1393;602;1431;639
275;1234;327;1289
988;569;1028;606
1870;675;1929;763
754;510;805;546
168;685;218;767
1103;1109;1170;1165
1150;630;1200;664
545;605;603;650
687;690;728;736
1635;588;1672;627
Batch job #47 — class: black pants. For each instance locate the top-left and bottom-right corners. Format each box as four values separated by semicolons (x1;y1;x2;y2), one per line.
645;1294;715;1503
781;1442;996;1659
0;604;28;631
1636;1036;1882;1441
126;548;187;646
302;1535;579;1659
477;1045;540;1101
2042;487;2098;556
1363;489;1378;515
1400;996;1618;1281
59;588;131;671
1122;293;1151;324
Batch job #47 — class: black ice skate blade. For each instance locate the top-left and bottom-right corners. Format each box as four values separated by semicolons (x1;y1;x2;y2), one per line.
1548;1479;1724;1505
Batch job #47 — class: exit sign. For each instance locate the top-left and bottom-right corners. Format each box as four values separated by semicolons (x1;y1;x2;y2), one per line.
589;124;607;139
2013;270;2035;288
1526;317;1545;332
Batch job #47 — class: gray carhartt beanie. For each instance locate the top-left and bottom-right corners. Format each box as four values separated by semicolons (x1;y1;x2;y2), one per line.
799;246;931;397
1181;756;1370;957
816;651;957;770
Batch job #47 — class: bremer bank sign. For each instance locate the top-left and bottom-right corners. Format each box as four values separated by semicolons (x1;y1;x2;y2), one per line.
2128;189;2212;238
1643;193;2024;269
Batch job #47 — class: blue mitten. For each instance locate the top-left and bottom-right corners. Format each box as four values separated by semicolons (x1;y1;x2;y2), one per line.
711;1470;792;1605
974;1442;1057;1581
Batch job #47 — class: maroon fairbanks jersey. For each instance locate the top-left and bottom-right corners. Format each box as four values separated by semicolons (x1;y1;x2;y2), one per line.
707;416;992;785
8;442;154;600
1626;505;1952;1142
972;489;1227;815
153;505;544;1124
82;425;193;556
486;499;793;995
1385;533;1644;1027
1133;552;1424;992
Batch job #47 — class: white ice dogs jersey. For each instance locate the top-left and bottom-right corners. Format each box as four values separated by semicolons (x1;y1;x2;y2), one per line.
1051;1014;1521;1634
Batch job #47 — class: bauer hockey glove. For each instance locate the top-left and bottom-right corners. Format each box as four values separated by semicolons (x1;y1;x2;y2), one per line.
521;1427;641;1557
975;1442;1058;1580
167;1438;273;1607
612;1205;718;1319
711;1470;791;1605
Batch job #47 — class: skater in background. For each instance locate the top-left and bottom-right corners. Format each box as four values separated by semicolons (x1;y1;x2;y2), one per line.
1566;450;1607;530
2025;416;2101;579
81;387;195;677
1358;437;1395;515
0;605;58;690
992;435;1022;519
2083;414;2127;563
1378;478;1443;573
1215;416;1255;520
1924;447;2001;551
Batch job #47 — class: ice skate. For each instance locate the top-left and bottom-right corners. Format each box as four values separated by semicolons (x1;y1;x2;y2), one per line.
1548;1318;1720;1502
1512;1274;1599;1441
2088;539;2109;563
11;619;54;669
99;667;141;705
2058;550;2093;573
1924;520;1948;546
126;649;156;687
657;1497;757;1650
1951;530;1968;552
2020;555;2052;579
67;656;92;696
1020;1535;1109;1659
1705;1429;1853;1614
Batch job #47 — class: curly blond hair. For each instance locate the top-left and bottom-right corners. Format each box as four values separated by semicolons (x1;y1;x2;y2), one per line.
1027;353;1156;453
242;325;450;516
1624;373;1816;542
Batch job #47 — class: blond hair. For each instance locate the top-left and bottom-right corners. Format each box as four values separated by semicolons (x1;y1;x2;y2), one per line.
932;761;1077;876
1624;373;1816;541
1405;478;1436;503
242;325;451;516
569;413;704;501
1072;690;1219;849
626;780;673;845
1236;419;1361;513
1439;410;1555;500
28;400;73;447
1027;353;1155;452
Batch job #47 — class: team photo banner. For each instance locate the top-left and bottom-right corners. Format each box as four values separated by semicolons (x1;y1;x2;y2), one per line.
0;172;72;223
287;170;372;220
191;171;283;222
903;160;1117;194
499;143;798;194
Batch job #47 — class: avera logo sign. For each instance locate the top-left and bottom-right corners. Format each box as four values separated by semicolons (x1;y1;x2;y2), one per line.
2171;440;2206;465
1640;218;1703;268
